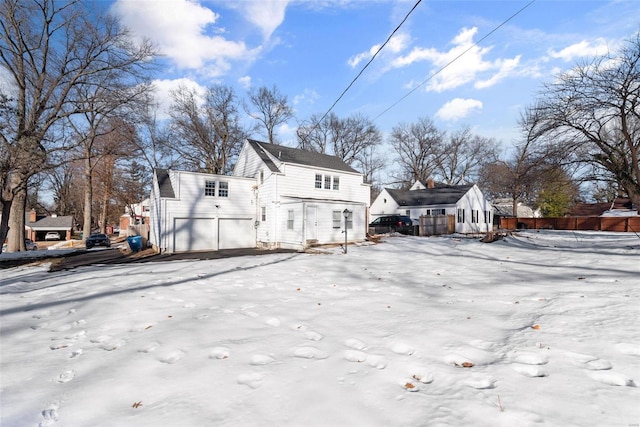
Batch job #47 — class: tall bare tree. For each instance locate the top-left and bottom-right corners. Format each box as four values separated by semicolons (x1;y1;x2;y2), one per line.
526;32;640;211
246;85;293;144
389;117;445;188
436;127;498;185
297;112;382;175
0;0;155;252
168;84;247;174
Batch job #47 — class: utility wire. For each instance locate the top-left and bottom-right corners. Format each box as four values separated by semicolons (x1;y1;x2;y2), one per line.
374;0;536;121
313;0;422;127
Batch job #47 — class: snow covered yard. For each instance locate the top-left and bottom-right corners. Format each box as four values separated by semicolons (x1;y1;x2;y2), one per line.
1;230;638;427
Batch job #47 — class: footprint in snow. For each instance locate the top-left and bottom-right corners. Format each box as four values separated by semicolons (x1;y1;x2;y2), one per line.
38;404;59;427
158;350;186;364
138;342;160;353
209;346;231;359
237;372;265;389
465;374;497;389
250;354;276;365
292;346;329;360
509;351;548;365
564;351;612;370
513;365;548;378
344;338;367;350
99;339;126;351
390;343;415;356
264;317;280;327
615;342;640;356
588;371;636;387
344;350;367;363
54;370;75;383
69;349;83;359
304;330;323;341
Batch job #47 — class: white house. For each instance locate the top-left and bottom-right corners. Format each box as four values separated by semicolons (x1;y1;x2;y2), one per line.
149;139;371;253
370;179;493;234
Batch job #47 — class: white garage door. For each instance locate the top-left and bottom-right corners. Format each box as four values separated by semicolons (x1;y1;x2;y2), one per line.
174;218;217;252
219;218;255;249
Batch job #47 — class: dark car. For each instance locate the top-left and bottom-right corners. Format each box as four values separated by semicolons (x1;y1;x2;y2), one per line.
86;233;111;249
369;215;414;235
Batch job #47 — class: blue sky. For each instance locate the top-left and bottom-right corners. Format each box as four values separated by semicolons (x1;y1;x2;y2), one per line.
110;0;637;153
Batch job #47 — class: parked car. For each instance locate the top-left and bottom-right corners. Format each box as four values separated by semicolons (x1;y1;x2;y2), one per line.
45;232;61;241
25;239;38;250
85;233;111;249
369;215;414;235
2;239;38;252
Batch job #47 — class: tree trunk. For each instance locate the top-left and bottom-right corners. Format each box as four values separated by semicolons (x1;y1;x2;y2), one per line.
0;199;12;253
101;186;109;234
7;185;27;252
83;157;93;241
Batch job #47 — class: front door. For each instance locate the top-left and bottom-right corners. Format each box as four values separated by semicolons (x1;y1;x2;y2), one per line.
306;205;317;241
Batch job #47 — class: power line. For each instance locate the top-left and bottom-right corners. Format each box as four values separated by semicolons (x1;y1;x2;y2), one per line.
374;0;536;121
314;0;422;126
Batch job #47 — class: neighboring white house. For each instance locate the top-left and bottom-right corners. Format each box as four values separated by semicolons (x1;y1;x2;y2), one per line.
370;179;493;234
149;139;371;253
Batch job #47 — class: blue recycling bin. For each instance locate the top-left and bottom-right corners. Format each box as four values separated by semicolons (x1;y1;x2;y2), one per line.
126;236;142;252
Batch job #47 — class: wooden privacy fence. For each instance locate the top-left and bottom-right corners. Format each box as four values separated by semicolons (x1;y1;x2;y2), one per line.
419;215;456;236
500;216;640;233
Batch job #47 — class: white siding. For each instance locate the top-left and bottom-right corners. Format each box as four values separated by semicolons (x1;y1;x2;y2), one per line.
369;189;400;219
454;185;492;233
151;170;257;253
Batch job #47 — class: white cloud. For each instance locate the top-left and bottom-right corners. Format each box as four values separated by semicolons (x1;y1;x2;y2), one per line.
547;38;610;62
391;27;521;93
435;98;483;121
151;78;207;118
293;89;320;106
111;0;259;74
238;76;252;90
236;0;290;40
475;55;521;89
348;32;410;68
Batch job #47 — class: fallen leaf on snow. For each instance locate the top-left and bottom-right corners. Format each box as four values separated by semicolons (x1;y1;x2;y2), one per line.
132;401;142;409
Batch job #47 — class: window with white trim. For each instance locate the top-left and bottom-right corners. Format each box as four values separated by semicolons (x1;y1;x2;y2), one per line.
287;210;294;230
457;208;465;223
332;211;341;229
315;174;322;189
333;176;340;190
218;181;229;197
471;210;478;223
324;175;331;189
205;180;216;196
261;207;266;222
345;210;353;229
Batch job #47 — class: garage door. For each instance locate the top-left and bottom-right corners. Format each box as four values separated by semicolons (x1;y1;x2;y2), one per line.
174;218;217;252
219;218;255;249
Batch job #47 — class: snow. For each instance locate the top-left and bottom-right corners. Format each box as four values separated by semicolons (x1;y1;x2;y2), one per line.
1;230;639;427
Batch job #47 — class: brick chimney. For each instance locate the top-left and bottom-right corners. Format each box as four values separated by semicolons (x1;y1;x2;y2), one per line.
426;177;435;189
29;208;37;223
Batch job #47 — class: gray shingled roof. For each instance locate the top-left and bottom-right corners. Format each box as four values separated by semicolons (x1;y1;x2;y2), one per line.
247;139;359;173
386;185;473;206
30;215;73;229
155;168;176;198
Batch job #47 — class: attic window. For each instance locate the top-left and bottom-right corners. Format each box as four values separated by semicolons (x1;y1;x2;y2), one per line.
205;180;216;197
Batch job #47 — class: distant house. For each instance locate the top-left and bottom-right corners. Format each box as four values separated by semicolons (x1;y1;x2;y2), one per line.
149;139;370;253
119;198;151;234
25;209;74;241
492;198;538;219
571;198;636;217
370;178;493;234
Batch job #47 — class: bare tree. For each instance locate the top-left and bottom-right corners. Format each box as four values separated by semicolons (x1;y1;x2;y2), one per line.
526;32;640;211
168;84;247;174
246;85;293;144
0;0;155;252
436;127;498;185
389;117;445;188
